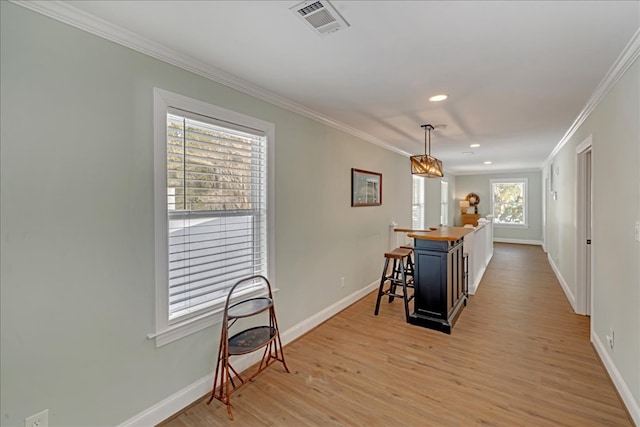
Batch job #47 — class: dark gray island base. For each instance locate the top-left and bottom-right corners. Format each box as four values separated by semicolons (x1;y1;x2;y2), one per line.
405;227;473;334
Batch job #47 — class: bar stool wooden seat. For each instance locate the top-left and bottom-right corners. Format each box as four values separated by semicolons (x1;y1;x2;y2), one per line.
374;247;414;322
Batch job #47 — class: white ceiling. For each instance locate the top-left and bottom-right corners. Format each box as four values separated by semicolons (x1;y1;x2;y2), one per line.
61;0;639;174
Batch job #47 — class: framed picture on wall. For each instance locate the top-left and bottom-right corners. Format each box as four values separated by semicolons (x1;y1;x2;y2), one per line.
351;168;382;207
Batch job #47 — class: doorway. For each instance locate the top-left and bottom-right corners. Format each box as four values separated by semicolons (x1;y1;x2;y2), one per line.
576;136;592;316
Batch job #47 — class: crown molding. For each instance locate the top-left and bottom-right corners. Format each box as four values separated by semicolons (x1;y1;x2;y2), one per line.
11;0;411;159
546;27;640;163
453;167;542;177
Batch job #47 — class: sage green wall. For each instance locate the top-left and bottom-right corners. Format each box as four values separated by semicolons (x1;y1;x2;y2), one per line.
455;171;543;242
545;57;640;412
0;3;410;426
418;174;456;227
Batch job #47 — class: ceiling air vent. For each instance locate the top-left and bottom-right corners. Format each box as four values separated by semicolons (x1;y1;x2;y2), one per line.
290;0;349;36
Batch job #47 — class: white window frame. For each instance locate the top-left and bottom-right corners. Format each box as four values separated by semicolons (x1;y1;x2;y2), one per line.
490;178;528;228
150;88;275;347
412;176;425;229
440;180;449;226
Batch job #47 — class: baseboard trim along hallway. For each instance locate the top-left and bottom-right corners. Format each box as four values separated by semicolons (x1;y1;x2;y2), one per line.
117;280;379;427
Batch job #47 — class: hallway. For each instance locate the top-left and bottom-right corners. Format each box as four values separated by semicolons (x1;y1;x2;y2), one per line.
161;243;632;426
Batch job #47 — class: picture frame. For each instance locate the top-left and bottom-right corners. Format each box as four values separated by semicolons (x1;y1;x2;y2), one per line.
351;168;382;207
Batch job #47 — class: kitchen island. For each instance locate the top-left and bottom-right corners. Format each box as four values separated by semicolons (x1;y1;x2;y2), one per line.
397;227;473;333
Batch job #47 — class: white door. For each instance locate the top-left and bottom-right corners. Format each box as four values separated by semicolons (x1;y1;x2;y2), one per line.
576;136;593;316
585;149;592;315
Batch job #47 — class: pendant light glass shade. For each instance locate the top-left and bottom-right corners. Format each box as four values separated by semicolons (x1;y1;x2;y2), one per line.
411;124;444;178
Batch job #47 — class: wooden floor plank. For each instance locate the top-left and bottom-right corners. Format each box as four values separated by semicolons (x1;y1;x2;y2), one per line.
159;243;632;426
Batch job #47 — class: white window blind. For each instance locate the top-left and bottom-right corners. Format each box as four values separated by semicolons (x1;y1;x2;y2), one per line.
412;176;425;229
440;180;449;226
166;110;267;321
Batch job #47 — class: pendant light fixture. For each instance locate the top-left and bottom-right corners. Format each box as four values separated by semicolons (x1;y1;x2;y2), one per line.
410;124;444;178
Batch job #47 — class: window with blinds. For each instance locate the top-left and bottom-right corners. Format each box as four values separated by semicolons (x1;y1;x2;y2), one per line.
412;176;425;229
166;110;267;322
440;180;448;226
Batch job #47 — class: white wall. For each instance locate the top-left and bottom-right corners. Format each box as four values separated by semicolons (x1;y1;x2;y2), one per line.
0;3;411;426
545;56;640;421
455;171;543;243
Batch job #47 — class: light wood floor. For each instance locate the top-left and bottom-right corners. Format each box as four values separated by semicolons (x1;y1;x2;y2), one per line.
160;243;632;426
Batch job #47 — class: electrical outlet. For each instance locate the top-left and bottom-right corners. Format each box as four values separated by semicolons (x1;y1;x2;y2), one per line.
610;328;615;349
607;328;615;350
25;409;48;427
340;277;345;288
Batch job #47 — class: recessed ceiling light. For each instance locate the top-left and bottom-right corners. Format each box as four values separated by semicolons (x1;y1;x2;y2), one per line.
470;144;480;148
484;161;492;165
463;151;474;155
428;94;448;102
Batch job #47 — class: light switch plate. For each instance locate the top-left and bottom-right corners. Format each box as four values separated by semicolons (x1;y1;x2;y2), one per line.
635;221;640;242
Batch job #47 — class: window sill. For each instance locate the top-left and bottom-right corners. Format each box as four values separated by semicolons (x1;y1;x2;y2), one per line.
494;223;529;229
149;287;279;347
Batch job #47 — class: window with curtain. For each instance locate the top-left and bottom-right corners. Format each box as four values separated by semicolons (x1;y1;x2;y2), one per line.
153;89;273;345
490;178;528;226
440;180;449;226
412;176;424;229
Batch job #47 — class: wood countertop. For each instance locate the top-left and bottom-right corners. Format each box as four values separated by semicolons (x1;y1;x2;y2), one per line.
396;226;474;242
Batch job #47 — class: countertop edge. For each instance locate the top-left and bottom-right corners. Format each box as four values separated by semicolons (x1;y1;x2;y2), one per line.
407;226;474;242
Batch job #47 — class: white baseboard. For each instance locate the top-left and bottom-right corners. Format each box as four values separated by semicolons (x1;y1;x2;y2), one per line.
493;238;543;245
468;251;492;296
592;331;640;426
117;351;262;427
468;265;485;295
547;254;576;311
549;258;638;424
117;280;378;427
117;374;212;427
280;280;378;345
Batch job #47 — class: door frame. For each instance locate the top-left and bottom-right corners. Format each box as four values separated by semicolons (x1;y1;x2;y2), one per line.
575;135;593;316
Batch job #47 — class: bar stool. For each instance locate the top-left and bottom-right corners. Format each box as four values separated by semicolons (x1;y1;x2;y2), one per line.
374;247;414;322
